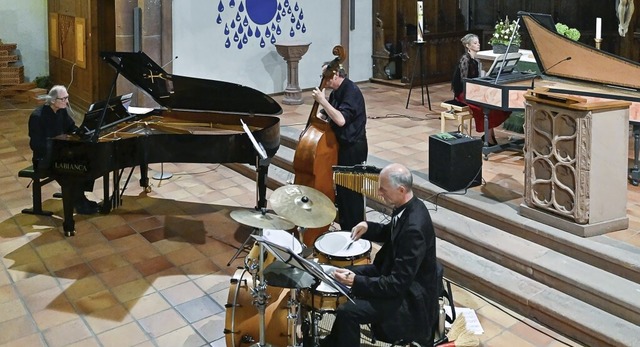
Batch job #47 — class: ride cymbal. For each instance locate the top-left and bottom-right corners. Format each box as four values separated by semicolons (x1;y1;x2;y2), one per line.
269;185;336;228
229;209;295;230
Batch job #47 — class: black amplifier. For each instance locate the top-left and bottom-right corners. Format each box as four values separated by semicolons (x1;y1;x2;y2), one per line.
428;132;482;191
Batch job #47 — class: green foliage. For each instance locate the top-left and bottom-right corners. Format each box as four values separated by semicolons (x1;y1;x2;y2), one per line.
555;23;581;41
34;75;52;89
489;16;522;46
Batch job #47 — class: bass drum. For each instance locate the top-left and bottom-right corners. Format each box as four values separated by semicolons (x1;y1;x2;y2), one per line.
224;268;290;347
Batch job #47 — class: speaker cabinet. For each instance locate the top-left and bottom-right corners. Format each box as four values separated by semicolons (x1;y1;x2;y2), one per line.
429;133;482;191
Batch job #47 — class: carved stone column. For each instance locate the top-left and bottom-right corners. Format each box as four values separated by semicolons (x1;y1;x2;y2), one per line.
275;42;311;105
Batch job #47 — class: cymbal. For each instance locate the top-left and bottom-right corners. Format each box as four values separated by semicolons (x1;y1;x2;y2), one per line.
263;261;315;289
229;209;295;230
269;185;336;228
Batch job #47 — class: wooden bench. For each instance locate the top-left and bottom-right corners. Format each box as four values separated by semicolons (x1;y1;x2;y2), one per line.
18;165;56;216
440;101;473;136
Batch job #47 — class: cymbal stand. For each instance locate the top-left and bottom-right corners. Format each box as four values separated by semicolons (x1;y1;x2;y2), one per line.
227;154;270;266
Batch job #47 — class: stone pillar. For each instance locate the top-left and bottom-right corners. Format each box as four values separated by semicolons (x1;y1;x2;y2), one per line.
275;42;311;105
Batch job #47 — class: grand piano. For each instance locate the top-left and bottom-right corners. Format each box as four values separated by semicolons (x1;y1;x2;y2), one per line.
45;51;283;236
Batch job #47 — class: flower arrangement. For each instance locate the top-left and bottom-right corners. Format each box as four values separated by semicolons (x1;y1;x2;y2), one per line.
489;16;522;46
555;23;581;41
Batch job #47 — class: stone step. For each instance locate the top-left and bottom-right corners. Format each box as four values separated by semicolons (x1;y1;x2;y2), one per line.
224;124;640;347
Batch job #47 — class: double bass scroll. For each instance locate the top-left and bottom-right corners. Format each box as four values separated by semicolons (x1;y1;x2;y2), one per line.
292;45;345;247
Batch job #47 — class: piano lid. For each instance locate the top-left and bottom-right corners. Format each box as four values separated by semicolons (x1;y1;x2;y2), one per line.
100;51;283;115
520;12;640;90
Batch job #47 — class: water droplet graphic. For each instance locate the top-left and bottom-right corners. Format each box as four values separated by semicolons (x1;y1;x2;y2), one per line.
270;35;276;44
225;38;231;48
290;14;295;23
299;10;304;20
276;12;281;23
238;1;244;12
248;26;253;36
255;26;261;38
265;28;271;38
260;38;266;48
276;24;281;35
296;20;301;30
233;32;239;42
238;41;243;49
235;12;241;22
224;23;230;35
284;0;289;8
217;14;223;24
301;23;306;33
294;2;299;11
229;0;235;8
289;27;295;37
238;24;244;34
218;0;224;12
230;20;236;29
243;16;249;26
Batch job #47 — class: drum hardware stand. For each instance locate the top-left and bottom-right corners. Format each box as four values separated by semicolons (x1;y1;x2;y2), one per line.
250;228;274;347
227;154;271;266
286;289;304;347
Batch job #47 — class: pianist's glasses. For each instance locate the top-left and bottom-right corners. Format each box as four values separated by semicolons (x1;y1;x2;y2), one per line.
56;96;69;101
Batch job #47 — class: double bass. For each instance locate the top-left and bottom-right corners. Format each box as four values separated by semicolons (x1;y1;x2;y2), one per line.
292;45;345;246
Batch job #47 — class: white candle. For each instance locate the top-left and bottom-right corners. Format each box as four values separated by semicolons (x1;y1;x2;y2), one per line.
595;17;602;39
417;1;424;42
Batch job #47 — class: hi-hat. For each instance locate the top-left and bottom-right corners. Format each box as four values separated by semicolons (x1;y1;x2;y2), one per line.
269;185;336;228
230;209;295;230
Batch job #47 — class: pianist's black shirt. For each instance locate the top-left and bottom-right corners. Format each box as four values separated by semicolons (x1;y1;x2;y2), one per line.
28;104;78;169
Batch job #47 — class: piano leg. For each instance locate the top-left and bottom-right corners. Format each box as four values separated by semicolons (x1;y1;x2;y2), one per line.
140;164;151;193
629;123;640;186
60;181;77;237
481;106;524;160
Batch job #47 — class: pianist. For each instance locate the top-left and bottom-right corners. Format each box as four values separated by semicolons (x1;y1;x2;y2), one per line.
452;33;511;146
28;85;99;215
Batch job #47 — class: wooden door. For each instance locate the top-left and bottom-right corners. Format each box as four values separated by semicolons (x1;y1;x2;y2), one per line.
48;0;116;111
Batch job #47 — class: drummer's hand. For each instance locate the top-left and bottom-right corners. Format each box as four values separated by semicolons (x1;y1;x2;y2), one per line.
350;221;368;241
311;87;326;103
334;268;354;286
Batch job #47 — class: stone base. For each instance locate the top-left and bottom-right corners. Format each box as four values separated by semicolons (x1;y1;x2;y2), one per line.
519;204;629;237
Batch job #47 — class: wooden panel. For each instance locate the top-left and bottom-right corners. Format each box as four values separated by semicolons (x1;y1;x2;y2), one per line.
49;13;59;58
74;17;86;68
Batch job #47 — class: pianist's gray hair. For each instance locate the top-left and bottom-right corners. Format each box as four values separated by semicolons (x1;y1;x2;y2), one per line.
45;85;68;105
461;33;479;48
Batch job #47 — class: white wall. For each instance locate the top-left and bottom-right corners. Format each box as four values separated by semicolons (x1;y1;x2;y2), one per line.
172;0;372;94
0;0;48;82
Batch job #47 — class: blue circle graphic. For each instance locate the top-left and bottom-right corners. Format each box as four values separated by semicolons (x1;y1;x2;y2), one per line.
246;0;277;25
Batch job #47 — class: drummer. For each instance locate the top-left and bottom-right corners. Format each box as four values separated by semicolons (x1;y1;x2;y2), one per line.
320;163;439;347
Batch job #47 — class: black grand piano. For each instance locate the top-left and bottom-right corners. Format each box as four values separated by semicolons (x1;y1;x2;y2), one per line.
45;51;282;236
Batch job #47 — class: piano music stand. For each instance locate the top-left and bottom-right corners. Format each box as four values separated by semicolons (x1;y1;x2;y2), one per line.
405;41;432;110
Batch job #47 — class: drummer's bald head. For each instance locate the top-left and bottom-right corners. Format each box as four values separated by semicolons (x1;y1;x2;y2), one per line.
381;163;413;192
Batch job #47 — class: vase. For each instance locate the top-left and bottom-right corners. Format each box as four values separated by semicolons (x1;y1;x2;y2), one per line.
492;44;519;54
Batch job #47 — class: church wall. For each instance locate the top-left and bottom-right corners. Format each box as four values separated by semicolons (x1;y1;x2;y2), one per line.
0;0;48;82
172;0;373;95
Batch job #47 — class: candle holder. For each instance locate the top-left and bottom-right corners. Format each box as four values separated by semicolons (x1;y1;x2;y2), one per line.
594;38;602;50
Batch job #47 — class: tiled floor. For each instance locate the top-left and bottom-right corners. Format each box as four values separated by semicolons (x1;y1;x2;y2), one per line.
2;81;634;346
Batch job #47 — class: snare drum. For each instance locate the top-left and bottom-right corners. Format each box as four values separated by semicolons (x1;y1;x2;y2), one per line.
224;268;290;347
301;265;347;312
314;231;371;267
245;229;303;271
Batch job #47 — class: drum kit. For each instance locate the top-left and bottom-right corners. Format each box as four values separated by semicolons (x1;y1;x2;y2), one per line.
225;184;372;347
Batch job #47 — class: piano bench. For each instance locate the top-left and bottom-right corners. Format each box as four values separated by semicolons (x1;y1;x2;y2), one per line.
18;165;55;216
440;101;473;136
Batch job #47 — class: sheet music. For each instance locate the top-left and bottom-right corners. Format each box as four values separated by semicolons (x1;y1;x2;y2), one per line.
252;235;353;301
241;119;267;159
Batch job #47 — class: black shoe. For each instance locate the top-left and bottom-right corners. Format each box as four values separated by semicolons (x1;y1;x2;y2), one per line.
74;199;99;215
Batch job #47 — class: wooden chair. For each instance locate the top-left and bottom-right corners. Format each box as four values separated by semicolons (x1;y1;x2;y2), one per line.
440;101;473;136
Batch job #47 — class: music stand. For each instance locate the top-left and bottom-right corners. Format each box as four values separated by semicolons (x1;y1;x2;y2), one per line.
252;234;354;301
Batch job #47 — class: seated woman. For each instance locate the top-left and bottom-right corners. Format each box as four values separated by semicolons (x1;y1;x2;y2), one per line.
451;33;511;146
